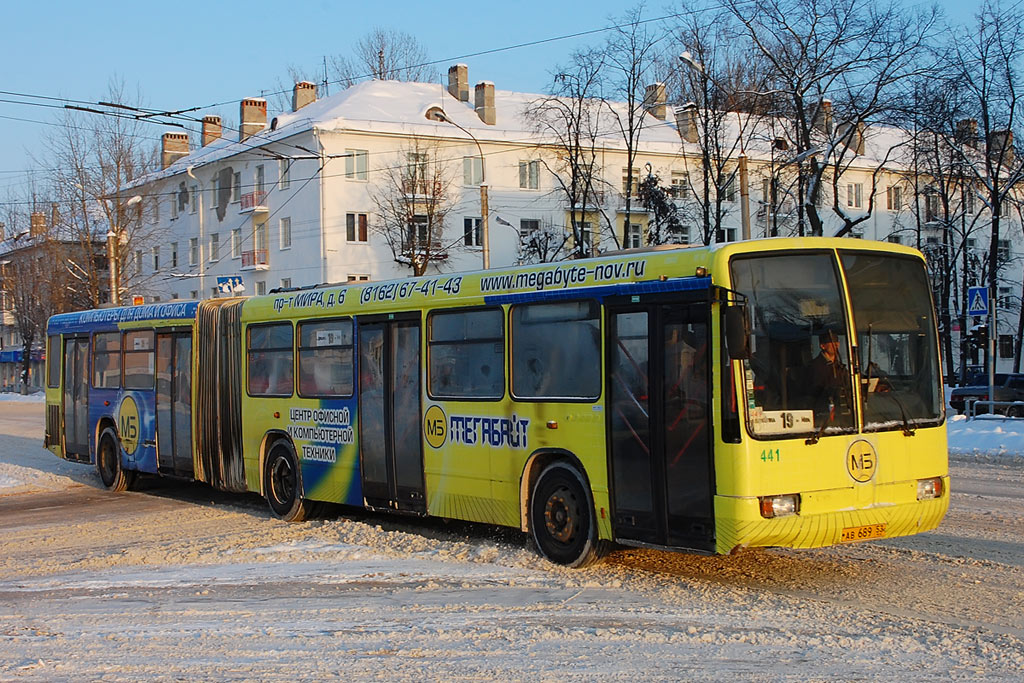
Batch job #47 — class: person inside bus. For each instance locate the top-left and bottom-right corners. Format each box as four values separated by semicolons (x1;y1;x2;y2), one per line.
807;328;849;417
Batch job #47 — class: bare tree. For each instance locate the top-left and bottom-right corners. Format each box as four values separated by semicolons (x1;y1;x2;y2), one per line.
331;28;435;88
45;80;158;306
723;0;939;237
371;139;456;276
526;48;616;259
603;4;664;245
637;166;686;244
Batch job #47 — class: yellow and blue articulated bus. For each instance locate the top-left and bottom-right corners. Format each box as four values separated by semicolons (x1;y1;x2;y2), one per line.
45;238;949;567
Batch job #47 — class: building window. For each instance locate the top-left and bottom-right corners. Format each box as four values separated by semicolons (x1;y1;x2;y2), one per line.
152;246;160;272
189;238;199;266
998;286;1012;309
170;242;178;269
924;192;940;222
232;229;241;259
622;167;640;197
717;227;738;243
573;221;592;256
625;223;642;249
232;172;241;202
519;160;540;189
345;150;368;180
255;281;266;296
247;323;292;396
723;177;736;203
847;183;863;209
965;190;976;214
135;250;143;273
279;160;291;190
190;185;198;213
408;215;429;246
887;234;902;245
211;287;219;299
428;308;504;399
886;185;902;211
255;221;268;253
210;233;220;262
1000;335;1014;359
520;218;540;238
463;156;483;186
464;217;482;247
255;165;265;194
347;274;370;282
170;196;178;220
212;175;221;209
297;319;354;398
281;278;291;289
670;171;689;199
346;213;368;242
280;217;291;250
998;239;1011;262
190;290;198;300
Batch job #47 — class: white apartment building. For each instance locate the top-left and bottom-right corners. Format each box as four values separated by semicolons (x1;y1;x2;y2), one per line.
128;65;1022;375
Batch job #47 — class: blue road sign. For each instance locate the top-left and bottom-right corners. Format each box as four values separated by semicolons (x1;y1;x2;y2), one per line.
217;275;244;295
967;286;989;317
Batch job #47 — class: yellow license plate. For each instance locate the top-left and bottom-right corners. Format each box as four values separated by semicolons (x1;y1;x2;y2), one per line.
839;523;887;543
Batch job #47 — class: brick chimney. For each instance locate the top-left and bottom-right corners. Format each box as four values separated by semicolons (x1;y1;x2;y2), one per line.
814;99;833;135
239;98;267;141
293;81;317;111
161;132;190;169
643;82;667;120
448;64;469;102
956;118;979;149
201;116;222;147
474;81;495;125
30;212;47;237
989;130;1015;165
675;103;699;144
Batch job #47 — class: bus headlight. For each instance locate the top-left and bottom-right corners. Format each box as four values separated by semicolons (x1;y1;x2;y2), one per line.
759;494;800;518
917;477;944;500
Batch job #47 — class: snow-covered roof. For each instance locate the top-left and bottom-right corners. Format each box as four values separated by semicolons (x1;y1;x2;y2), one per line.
130;79;917;189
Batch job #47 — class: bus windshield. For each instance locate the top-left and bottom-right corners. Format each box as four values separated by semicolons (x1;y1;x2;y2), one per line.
839;251;943;431
731;252;856;439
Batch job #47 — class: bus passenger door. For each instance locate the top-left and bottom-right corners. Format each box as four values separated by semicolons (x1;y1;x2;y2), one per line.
357;315;426;513
607;301;715;551
155;331;194;478
62;335;90;461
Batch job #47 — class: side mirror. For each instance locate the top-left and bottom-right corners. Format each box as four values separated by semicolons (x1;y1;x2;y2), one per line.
724;304;751;360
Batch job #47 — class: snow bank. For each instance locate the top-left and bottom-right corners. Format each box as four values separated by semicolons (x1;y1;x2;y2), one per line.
0;391;45;402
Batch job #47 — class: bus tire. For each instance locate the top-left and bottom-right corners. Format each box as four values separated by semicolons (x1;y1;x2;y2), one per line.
97;427;135;492
530;462;603;568
264;440;312;522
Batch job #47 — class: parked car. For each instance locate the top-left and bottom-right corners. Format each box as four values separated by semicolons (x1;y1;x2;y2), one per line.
949;373;1024;415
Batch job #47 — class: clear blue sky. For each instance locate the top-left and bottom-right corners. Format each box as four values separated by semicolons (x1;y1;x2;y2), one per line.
0;0;979;192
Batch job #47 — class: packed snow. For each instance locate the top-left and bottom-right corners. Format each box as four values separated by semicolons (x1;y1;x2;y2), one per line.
1;402;1022;680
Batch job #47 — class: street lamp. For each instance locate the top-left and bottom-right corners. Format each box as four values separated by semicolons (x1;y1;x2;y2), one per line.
678;53;752;242
109;194;142;306
435;111;490;269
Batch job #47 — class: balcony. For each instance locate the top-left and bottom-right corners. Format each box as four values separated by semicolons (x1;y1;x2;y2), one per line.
240;190;268;213
241;249;269;271
401;240;448;261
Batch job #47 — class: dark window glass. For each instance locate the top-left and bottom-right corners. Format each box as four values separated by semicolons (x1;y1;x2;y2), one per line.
47;335;61;388
248;323;293;396
512;300;600;400
297;319;354;397
123;331;155;390
92;332;121;389
428;308;503;399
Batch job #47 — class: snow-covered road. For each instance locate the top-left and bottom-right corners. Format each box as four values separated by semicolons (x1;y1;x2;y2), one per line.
1;400;1022;680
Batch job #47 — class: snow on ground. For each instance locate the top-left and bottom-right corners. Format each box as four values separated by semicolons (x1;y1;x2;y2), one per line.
0;391;45;402
947;413;1024;465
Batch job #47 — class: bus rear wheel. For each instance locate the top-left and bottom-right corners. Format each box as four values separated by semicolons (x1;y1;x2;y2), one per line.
97;427;135;492
530;462;604;568
264;440;313;522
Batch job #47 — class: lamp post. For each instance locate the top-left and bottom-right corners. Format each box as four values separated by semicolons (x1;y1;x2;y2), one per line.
436;111;490;269
678;52;751;242
109;194;142;306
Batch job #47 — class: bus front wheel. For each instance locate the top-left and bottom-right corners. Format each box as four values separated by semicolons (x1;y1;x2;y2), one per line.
264;440;313;522
530;462;604;568
97;427;135;492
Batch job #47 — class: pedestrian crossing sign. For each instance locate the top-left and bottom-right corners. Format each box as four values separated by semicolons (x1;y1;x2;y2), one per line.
967;286;989;317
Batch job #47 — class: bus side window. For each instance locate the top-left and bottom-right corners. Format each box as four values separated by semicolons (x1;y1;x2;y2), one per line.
428;308;503;400
247;323;294;397
511;300;600;400
297;319;354;398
